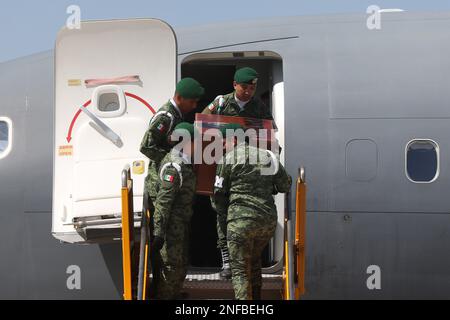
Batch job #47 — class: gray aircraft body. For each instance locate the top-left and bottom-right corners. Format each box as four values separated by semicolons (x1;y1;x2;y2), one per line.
0;11;450;299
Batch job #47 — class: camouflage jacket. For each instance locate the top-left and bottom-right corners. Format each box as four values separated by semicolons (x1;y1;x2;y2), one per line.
203;92;273;120
153;151;197;239
212;142;292;222
140;100;183;166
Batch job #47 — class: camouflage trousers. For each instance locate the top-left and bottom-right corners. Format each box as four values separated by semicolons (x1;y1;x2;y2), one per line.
216;210;227;251
145;161;189;299
227;214;277;300
154;217;190;300
144;160;159;206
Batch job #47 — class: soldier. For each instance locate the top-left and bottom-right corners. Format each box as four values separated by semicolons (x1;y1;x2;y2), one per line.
211;124;291;300
151;122;198;300
140;78;203;297
202;67;272;279
140;77;204;208
202;67;273;120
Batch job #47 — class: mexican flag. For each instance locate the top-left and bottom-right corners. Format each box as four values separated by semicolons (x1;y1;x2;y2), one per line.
163;174;174;183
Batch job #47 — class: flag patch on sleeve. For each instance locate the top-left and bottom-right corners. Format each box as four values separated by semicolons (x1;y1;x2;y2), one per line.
157;123;166;132
208;103;216;111
163;174;174;183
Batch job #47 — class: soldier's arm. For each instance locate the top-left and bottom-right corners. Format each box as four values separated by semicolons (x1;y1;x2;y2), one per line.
211;162;231;216
201;96;223;115
153;166;181;239
139;113;173;163
273;161;292;194
201;106;213;115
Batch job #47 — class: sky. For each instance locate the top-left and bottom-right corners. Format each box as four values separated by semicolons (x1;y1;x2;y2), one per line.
1;0;450;62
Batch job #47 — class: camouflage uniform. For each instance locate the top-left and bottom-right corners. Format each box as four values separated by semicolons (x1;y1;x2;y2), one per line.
204;92;273;120
152;150;197;300
212;142;291;300
204;92;274;272
140;100;183;206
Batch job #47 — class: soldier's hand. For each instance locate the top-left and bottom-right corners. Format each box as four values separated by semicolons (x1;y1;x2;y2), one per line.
152;236;165;252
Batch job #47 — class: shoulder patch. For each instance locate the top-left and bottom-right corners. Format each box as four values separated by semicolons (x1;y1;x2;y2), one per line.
163;174;174;183
208;95;224;112
151;111;175;133
157;123;166;132
218;96;225;107
159;162;183;187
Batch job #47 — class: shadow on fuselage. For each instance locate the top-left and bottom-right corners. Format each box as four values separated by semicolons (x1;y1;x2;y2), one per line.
99;243;123;296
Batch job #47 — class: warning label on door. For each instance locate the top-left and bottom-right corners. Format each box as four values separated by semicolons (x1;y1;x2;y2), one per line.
58;145;73;156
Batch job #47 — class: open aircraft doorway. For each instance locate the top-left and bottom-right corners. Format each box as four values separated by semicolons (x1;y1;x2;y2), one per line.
181;51;286;273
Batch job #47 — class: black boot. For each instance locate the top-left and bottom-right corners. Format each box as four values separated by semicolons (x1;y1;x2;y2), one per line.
219;247;232;280
220;266;232;280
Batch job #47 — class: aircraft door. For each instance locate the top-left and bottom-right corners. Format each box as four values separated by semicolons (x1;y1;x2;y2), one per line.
52;19;177;243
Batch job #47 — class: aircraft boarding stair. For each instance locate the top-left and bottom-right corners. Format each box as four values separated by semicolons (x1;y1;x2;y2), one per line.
120;165;307;300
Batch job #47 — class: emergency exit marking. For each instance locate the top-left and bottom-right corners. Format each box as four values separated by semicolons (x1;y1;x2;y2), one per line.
59;145;73;156
65;92;155;143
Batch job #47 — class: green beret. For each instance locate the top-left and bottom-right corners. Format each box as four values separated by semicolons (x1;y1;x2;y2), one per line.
220;123;243;138
173;122;198;141
176;78;205;99
234;67;259;84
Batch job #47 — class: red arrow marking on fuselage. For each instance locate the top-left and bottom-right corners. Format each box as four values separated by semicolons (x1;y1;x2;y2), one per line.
66;93;155;143
125;92;156;114
67;100;91;143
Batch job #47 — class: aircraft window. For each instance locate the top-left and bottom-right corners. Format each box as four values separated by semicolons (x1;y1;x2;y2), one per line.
406;139;439;183
0;118;12;159
98;92;120;112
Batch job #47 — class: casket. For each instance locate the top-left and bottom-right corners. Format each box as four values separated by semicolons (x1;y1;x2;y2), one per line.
194;113;277;195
